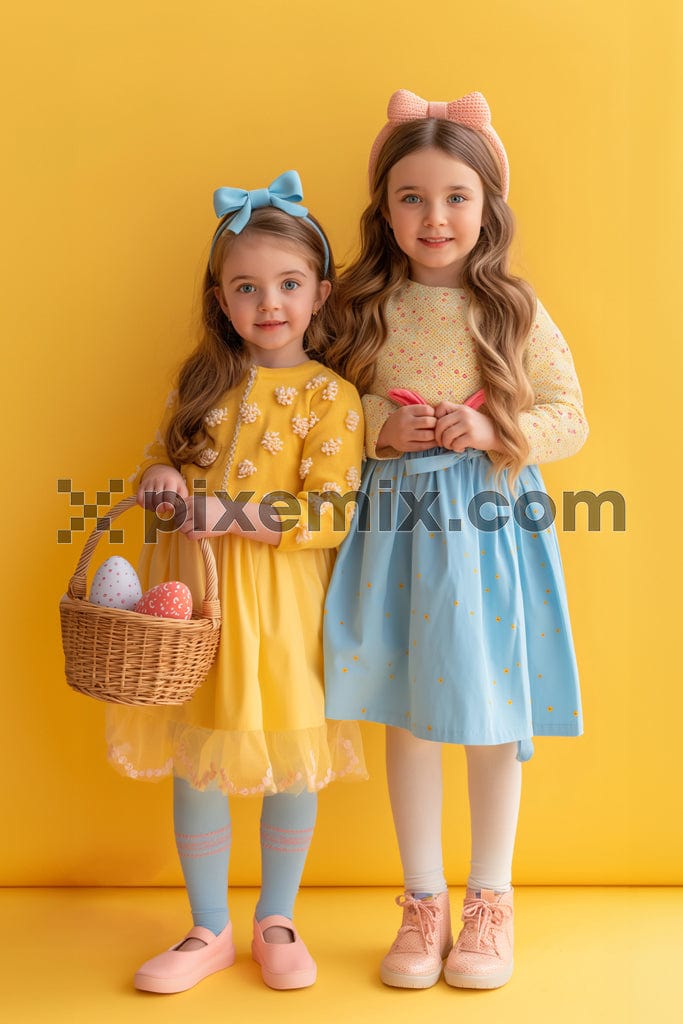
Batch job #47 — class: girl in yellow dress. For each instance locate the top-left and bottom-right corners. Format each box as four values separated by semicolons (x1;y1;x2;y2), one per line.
107;171;365;994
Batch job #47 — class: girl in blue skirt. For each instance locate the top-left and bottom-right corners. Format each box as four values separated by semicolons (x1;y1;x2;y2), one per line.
323;90;588;991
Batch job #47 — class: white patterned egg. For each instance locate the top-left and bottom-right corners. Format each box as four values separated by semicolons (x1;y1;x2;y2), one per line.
89;556;143;610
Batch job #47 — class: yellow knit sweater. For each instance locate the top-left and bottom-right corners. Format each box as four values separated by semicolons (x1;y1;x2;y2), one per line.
131;359;364;552
362;281;588;462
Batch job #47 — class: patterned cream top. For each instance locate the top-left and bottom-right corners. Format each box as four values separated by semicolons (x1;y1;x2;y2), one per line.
362;281;588;462
131;360;364;553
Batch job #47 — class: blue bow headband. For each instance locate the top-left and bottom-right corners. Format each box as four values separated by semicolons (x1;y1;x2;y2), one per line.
211;170;330;274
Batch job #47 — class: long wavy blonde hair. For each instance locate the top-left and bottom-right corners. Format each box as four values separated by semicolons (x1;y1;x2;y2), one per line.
325;119;536;478
165;207;335;467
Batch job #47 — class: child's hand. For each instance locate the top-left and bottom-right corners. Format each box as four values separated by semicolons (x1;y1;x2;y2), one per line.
137;465;189;514
433;401;501;453
180;496;283;546
377;405;437;453
179;496;233;540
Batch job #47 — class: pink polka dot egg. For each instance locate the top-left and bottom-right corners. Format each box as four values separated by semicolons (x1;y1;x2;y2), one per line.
134;581;193;620
89;556;143;610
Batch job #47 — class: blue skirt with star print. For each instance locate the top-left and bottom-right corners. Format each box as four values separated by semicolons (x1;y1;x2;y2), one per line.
323;448;583;761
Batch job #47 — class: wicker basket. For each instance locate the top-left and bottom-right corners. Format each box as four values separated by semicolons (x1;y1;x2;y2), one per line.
59;494;221;705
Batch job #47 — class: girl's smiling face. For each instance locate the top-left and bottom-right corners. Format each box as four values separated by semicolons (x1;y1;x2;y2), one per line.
385;147;485;288
215;234;331;367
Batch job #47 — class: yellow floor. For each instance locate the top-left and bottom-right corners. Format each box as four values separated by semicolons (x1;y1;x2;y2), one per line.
2;887;680;1023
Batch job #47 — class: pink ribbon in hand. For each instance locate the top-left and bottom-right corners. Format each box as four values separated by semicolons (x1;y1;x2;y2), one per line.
388;387;486;410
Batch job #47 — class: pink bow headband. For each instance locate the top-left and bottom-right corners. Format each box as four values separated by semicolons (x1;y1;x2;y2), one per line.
368;89;509;200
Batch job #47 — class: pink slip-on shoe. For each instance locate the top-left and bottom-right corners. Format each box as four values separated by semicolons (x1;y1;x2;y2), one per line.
380;891;453;989
251;915;317;990
444;887;514;989
134;923;236;993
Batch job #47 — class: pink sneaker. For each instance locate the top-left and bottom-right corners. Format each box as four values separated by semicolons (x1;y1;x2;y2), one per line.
134;923;235;993
444;887;514;989
251;915;317;990
380;891;453;989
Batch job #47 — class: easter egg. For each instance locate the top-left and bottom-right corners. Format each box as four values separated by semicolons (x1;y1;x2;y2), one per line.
134;581;193;620
89;556;143;610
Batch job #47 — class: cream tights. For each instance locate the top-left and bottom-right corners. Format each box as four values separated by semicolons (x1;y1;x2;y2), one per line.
385;726;522;894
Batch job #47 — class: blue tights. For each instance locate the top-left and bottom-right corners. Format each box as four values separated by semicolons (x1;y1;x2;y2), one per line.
173;777;318;935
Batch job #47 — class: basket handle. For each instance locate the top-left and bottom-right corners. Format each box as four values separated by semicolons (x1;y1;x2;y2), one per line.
66;494;220;620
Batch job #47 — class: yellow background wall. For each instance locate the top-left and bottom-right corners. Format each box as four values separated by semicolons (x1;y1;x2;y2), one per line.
3;0;681;886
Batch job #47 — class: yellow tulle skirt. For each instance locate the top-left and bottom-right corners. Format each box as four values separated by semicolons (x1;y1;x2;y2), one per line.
105;531;366;795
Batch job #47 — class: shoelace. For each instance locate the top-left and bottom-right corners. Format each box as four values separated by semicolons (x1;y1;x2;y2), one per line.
395;893;439;951
461;897;513;954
